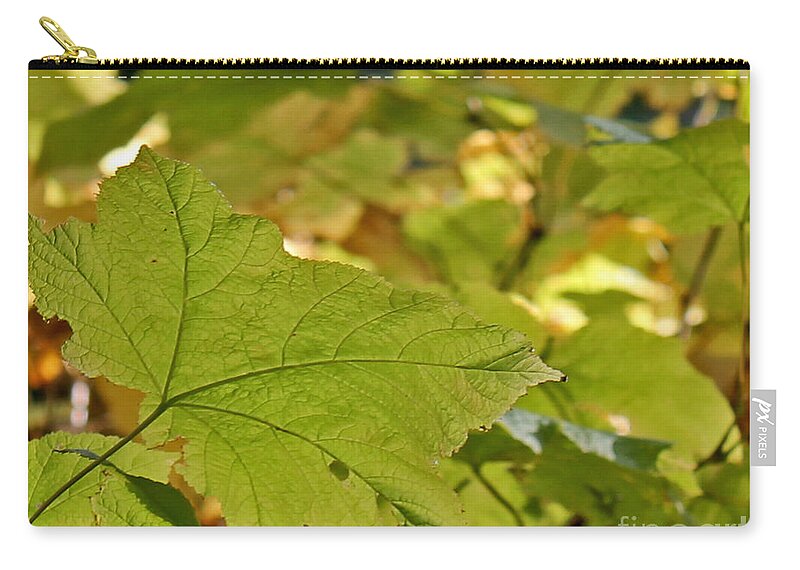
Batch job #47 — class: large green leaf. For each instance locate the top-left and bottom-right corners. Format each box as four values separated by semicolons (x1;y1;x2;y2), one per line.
29;432;197;526
28;147;561;526
584;119;749;233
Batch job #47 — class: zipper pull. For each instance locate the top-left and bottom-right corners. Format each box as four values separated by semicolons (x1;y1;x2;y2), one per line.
39;16;98;64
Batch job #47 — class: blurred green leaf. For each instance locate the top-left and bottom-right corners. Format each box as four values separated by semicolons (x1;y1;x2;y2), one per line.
449;409;680;525
37;71;352;172
449;282;548;347
516;292;736;464
404;199;525;285
502;408;670;470
503;409;680;525
688;461;749;525
364;82;475;157
584;119;749;233
585;116;652;143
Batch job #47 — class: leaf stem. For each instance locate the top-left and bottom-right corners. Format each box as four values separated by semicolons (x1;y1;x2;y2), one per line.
498;220;544;291
694;421;737;470
29;406;166;524
679;226;723;338
471;465;525;526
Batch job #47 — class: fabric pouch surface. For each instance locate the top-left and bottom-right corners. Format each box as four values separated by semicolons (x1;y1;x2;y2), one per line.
28;37;750;526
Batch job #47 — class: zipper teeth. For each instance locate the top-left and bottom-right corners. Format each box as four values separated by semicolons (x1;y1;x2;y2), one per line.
29;57;750;70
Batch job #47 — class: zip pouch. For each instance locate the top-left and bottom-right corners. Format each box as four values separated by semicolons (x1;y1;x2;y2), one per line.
28;17;750;527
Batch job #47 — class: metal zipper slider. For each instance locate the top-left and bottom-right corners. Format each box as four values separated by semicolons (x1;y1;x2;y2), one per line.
39;16;98;64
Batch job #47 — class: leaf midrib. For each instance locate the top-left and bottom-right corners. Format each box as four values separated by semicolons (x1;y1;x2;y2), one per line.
162;353;541;405
147;152;190;402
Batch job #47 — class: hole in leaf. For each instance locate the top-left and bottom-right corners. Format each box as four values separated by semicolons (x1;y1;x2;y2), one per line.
328;459;349;481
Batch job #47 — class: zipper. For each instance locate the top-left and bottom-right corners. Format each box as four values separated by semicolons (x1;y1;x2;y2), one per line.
37;17;98;65
31;16;749;71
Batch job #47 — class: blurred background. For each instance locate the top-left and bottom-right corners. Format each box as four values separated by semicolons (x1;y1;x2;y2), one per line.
28;68;749;525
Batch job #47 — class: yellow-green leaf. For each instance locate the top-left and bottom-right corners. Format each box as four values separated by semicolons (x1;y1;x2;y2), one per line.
28;147;560;526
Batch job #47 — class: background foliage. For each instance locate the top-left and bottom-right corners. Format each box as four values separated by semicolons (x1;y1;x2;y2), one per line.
28;68;749;526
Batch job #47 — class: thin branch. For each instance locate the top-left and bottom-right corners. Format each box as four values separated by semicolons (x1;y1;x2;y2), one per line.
735;219;750;441
471;465;525;526
29;406;166;524
694;421;738;470
498;220;544;291
679;226;723;338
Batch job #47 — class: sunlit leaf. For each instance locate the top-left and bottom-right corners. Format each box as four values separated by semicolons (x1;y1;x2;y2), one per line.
28;147;561;525
29;432;196;526
584;119;749;233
